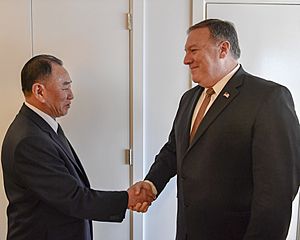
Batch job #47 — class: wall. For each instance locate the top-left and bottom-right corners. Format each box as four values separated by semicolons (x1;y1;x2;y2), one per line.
0;1;132;239
0;1;31;238
143;0;190;239
0;1;191;239
2;1;298;240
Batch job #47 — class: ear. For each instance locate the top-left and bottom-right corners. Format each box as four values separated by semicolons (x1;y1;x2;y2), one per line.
32;83;46;103
219;41;230;59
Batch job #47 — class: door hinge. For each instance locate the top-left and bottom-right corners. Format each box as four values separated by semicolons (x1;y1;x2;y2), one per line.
125;148;133;165
127;12;132;31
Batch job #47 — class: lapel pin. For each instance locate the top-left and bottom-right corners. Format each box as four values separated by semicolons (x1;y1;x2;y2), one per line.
223;92;230;98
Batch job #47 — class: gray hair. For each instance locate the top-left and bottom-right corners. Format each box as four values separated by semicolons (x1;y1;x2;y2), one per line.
188;19;241;59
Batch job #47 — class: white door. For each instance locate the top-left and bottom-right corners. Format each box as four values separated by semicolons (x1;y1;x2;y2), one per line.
0;0;132;239
32;0;131;239
193;1;300;239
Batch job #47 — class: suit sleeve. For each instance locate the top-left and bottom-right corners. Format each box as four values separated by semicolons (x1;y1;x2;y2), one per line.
14;136;128;222
244;85;300;239
145;124;177;195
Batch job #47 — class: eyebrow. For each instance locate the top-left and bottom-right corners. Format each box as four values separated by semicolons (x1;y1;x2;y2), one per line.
63;80;72;86
185;44;198;51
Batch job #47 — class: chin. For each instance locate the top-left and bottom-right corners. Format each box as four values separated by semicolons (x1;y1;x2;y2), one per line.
59;111;68;117
192;79;201;84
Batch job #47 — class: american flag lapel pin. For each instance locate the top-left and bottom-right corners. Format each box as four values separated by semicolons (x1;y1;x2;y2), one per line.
223;92;230;98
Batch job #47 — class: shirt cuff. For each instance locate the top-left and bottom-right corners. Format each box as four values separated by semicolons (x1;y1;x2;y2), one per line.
144;180;158;195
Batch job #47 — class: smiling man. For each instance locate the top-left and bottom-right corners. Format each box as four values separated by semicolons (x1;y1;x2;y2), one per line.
133;19;300;240
1;54;154;240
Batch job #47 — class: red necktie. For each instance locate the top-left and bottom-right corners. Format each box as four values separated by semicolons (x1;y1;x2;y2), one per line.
190;88;215;142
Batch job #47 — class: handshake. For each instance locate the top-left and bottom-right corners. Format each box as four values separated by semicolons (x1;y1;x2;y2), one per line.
127;181;157;213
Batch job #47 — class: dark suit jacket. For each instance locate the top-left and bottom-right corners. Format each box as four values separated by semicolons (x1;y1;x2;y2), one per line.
145;67;300;240
1;105;128;240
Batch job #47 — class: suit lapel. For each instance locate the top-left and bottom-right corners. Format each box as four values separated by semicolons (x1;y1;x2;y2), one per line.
179;86;204;153
48;129;90;186
64;138;91;187
187;68;245;152
20;105;90;185
48;131;87;180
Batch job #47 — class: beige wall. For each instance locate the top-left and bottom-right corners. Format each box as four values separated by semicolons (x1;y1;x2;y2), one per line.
0;1;32;237
5;1;298;240
0;1;191;239
143;0;190;239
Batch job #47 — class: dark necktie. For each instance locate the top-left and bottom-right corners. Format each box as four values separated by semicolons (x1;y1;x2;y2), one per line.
57;124;89;185
190;88;215;142
57;124;74;158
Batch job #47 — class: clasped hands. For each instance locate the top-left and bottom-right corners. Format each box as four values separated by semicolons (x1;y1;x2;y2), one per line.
127;181;156;213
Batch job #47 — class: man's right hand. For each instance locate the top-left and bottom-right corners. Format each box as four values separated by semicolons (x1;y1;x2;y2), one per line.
127;181;156;212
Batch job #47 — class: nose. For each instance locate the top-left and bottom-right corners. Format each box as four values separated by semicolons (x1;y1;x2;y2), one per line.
68;89;74;100
183;51;192;65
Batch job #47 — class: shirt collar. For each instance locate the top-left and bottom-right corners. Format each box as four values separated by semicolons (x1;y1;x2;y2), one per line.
210;64;240;96
24;102;58;133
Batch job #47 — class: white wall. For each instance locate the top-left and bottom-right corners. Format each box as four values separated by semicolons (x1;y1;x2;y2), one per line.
2;1;298;240
143;0;190;239
0;1;31;238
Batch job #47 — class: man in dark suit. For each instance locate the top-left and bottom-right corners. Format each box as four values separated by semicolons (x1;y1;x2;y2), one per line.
133;19;300;239
1;54;154;240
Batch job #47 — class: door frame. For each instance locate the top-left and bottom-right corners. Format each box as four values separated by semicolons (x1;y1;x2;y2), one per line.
192;0;300;22
132;0;146;239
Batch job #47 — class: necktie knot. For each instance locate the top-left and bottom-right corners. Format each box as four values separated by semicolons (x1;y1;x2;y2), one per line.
57;124;63;136
206;88;215;97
